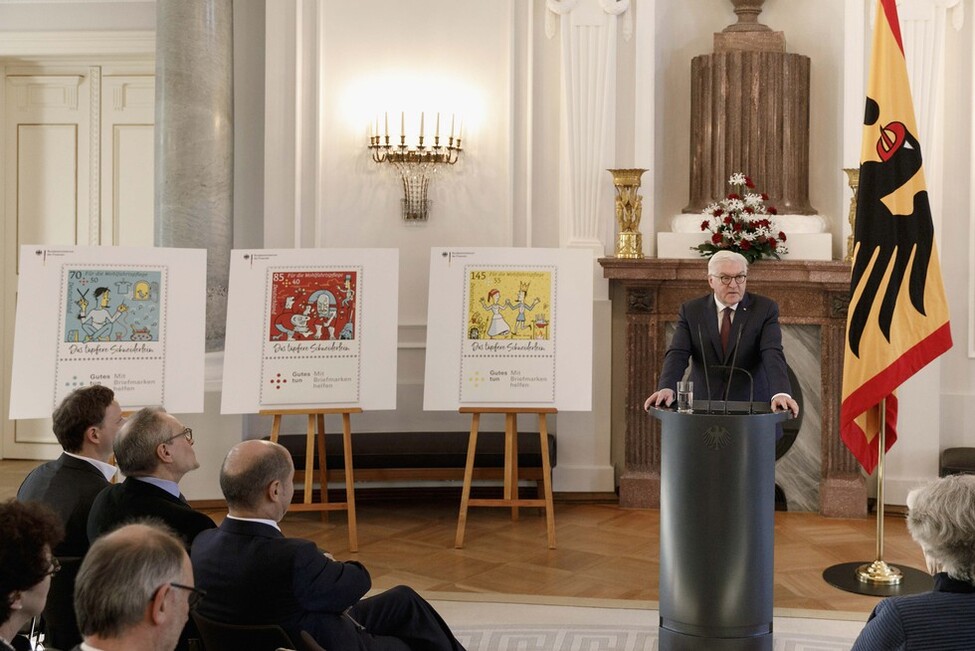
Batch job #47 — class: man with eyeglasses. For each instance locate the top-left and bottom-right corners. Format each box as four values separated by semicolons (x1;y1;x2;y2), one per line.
73;522;200;651
87;407;216;548
17;385;124;648
644;250;799;417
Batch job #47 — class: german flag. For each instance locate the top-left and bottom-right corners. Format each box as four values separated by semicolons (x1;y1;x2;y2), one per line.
841;0;952;474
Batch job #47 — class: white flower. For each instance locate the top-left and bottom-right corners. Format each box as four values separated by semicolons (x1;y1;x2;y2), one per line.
729;172;747;186
725;198;744;213
744;193;763;208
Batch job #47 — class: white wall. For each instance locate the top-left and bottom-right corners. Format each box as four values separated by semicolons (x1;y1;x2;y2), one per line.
2;0;974;503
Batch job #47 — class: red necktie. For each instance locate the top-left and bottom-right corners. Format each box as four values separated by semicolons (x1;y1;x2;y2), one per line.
720;307;732;354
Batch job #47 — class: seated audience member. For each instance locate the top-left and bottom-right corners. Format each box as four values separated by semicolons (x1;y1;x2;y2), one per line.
87;407;215;547
0;500;64;651
852;474;975;650
73;522;200;651
192;439;466;651
17;385;123;648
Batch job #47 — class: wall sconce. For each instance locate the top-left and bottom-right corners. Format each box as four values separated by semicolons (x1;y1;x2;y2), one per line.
368;112;463;222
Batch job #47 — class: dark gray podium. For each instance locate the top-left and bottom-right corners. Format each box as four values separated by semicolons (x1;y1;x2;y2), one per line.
650;402;790;651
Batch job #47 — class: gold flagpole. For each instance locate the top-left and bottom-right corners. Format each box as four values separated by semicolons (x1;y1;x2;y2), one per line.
855;396;903;584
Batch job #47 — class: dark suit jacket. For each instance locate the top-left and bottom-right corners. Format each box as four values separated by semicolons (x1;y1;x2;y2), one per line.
851;573;975;650
87;477;215;547
192;519;380;650
17;453;110;557
657;292;791;403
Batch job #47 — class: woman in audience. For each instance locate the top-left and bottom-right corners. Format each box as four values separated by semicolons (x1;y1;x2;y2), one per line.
852;474;975;650
0;499;64;651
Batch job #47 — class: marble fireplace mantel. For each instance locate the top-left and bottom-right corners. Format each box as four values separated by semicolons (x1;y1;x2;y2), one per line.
600;257;866;518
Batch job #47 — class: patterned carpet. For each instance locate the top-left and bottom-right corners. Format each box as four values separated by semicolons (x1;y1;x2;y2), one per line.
429;594;868;651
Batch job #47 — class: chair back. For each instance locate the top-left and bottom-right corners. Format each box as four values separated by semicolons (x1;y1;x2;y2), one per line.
191;611;297;651
41;556;84;649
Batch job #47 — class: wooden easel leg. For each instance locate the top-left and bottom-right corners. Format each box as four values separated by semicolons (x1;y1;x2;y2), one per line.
342;412;358;553
455;412;480;549
539;413;556;549
269;415;282;443
303;415;315;505
316;414;328;524
505;413;519;521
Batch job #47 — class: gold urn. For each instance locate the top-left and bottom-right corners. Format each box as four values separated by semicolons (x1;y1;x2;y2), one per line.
608;168;648;259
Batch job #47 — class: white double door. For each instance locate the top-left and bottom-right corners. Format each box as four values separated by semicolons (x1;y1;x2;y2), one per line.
1;60;155;458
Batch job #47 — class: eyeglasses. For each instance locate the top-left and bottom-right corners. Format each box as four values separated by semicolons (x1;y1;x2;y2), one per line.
711;274;747;286
44;557;61;577
169;582;206;610
163;427;193;444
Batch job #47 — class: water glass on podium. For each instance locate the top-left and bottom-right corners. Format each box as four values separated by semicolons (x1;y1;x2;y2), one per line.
677;380;693;413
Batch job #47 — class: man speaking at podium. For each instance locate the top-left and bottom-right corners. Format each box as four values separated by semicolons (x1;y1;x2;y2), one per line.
644;250;799;417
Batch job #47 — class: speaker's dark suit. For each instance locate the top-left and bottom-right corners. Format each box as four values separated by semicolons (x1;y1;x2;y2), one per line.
87;477;215;547
18;453;111;650
657;292;791;402
851;573;975;650
191;518;465;651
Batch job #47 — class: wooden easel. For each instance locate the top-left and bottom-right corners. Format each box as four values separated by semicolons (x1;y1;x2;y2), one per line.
454;407;557;549
260;407;361;552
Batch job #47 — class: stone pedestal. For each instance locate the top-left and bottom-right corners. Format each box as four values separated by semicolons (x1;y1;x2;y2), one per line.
600;258;866;518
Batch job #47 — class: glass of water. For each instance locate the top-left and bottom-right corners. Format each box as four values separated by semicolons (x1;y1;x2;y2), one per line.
677;380;694;413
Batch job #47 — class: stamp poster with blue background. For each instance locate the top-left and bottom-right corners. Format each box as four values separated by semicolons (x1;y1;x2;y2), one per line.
9;245;206;418
59;266;166;406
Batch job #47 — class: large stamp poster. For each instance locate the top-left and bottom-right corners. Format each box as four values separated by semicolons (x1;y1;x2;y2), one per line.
221;249;398;413
462;266;556;402
424;248;593;410
9;246;206;418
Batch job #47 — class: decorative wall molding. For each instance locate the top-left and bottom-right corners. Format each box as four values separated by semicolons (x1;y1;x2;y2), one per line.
546;0;631;252
0;31;154;58
89;66;101;244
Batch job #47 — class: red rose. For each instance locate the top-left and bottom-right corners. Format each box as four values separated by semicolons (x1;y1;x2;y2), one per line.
711;233;723;244
727;193;740;200
723;215;733;225
733;222;743;232
745;176;755;188
768;237;778;248
740;239;752;250
700;220;710;231
761;193;769;201
778;231;787;241
768;206;778;215
713;208;724;217
744;207;754;214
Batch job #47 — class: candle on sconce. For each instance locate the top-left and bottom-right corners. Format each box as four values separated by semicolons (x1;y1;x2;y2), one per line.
435;112;440;138
420;112;424;138
384;112;389;138
400;112;405;139
450;114;455;140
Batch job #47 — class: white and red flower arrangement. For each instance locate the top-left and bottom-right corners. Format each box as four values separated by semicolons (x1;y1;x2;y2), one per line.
693;172;788;263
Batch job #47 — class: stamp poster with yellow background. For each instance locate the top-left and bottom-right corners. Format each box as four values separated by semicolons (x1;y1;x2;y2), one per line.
461;265;556;403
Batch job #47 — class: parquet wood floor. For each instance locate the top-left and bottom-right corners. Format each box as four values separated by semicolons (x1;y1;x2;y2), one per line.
1;459;919;615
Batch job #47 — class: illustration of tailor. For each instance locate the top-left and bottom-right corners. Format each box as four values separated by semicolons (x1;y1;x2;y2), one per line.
309;289;338;340
479;288;512;339
505;282;541;336
76;287;128;342
340;274;355;308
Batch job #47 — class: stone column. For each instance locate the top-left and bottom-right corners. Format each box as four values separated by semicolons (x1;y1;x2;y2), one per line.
154;0;233;351
684;1;814;216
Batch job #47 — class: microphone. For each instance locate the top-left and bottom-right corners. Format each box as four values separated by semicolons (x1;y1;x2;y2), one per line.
697;324;713;414
718;324;755;413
